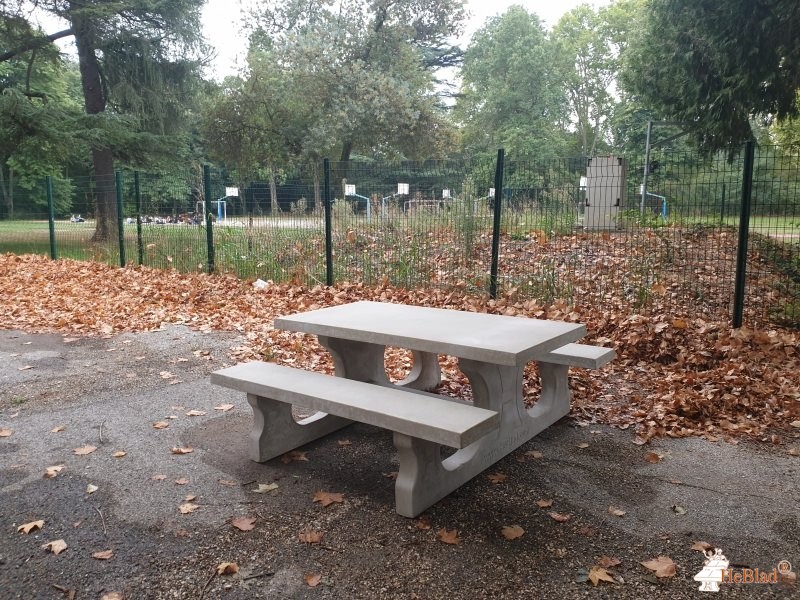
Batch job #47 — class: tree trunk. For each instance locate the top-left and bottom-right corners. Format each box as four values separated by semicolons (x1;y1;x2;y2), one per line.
71;11;116;242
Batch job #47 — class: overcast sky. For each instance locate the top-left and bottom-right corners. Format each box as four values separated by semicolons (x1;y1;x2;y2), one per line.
202;0;611;79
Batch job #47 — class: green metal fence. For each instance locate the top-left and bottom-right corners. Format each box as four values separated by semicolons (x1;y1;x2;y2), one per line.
1;145;798;328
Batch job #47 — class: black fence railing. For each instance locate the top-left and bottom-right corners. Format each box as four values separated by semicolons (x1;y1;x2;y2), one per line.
1;145;798;328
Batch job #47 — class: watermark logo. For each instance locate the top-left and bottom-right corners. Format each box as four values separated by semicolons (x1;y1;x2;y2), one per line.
694;548;794;592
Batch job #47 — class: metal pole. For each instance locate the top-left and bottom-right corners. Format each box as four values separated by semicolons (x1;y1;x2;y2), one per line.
46;176;56;260
203;165;215;274
323;159;333;286
115;170;126;267
732;141;755;328
135;171;143;266
640;120;653;214
489;148;505;299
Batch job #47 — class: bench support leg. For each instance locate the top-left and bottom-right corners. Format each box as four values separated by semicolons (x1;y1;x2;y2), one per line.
247;393;352;463
392;359;570;517
318;336;441;391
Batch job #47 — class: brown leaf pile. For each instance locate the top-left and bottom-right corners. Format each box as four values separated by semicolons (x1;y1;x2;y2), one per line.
1;254;798;442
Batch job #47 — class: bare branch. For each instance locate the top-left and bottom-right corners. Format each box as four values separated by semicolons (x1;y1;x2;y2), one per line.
0;28;75;63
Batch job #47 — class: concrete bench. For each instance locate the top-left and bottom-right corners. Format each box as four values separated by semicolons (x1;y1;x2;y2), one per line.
539;343;615;369
211;361;501;515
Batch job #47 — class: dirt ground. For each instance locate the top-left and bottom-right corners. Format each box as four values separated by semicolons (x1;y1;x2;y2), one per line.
0;326;798;599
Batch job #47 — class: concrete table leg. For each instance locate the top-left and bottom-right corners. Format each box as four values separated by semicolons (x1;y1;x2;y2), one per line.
393;359;571;517
247;393;352;462
318;336;441;391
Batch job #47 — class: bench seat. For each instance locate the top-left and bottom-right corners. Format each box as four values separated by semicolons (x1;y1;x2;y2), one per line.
211;361;499;449
539;343;615;369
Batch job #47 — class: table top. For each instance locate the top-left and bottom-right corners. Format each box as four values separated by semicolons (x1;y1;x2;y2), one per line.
273;301;586;367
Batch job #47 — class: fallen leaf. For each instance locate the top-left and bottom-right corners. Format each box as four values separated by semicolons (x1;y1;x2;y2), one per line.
632;437;649;446
18;365;34;371
216;562;239;575
383;471;398;480
790;420;800;428
86;484;99;495
282;450;308;464
312;491;344;507
73;445;97;456
645;451;663;463
415;515;432;530
501;525;525;540
536;499;554;508
185;410;206;416
789;448;799;456
152;421;170;429
214;404;235;412
608;506;626;517
305;573;322;587
112;451;127;458
589;566;616;586
525;450;544;459
337;439;352;446
18;520;45;534
184;494;197;502
100;593;123;600
151;474;167;481
170;446;194;454
298;528;324;544
231;516;256;531
42;539;68;555
487;472;507;484
50;425;65;433
597;556;621;568
641;555;677;578
159;371;175;379
0;428;14;437
436;528;460;544
548;512;572;523
691;541;713;552
179;502;199;514
576;442;590;449
671;504;687;515
175;478;189;485
44;465;65;479
253;482;279;493
92;549;114;560
218;479;238;487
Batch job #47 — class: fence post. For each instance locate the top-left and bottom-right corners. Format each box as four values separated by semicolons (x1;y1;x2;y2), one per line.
323;158;333;286
115;170;126;267
46;176;56;260
732;141;755;328
489;148;505;299
135;171;144;266
203;165;215;274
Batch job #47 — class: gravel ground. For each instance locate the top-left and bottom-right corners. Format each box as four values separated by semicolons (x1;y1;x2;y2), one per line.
0;327;797;599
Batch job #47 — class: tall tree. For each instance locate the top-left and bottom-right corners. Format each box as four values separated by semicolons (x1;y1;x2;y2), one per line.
621;0;800;153
454;6;569;159
0;1;207;240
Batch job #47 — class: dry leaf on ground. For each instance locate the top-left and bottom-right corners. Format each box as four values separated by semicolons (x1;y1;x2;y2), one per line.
92;550;114;560
18;520;44;534
548;512;572;523
151;474;167;481
100;593;123;600
487;472;507;484
641;555;677;578
86;484;99;495
312;491;344;507
536;499;554;508
112;451;127;458
597;556;621;568
253;483;279;493
179;503;199;514
214;404;234;412
50;425;65;433
608;506;626;517
41;539;67;554
152;421;170;429
415;516;432;530
337;439;352;446
185;410;206;416
231;516;257;532
282;450;308;464
175;478;189;485
305;573;322;587
436;528;460;545
501;525;525;540
216;562;239;575
645;451;663;463
589;566;616;586
691;541;713;552
576;442;590;449
298;528;324;544
44;465;64;479
170;446;193;455
72;445;97;455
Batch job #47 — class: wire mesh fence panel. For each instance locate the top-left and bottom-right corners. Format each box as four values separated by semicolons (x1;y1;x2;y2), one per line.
0;181;52;256
328;159;496;294
745;146;800;326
